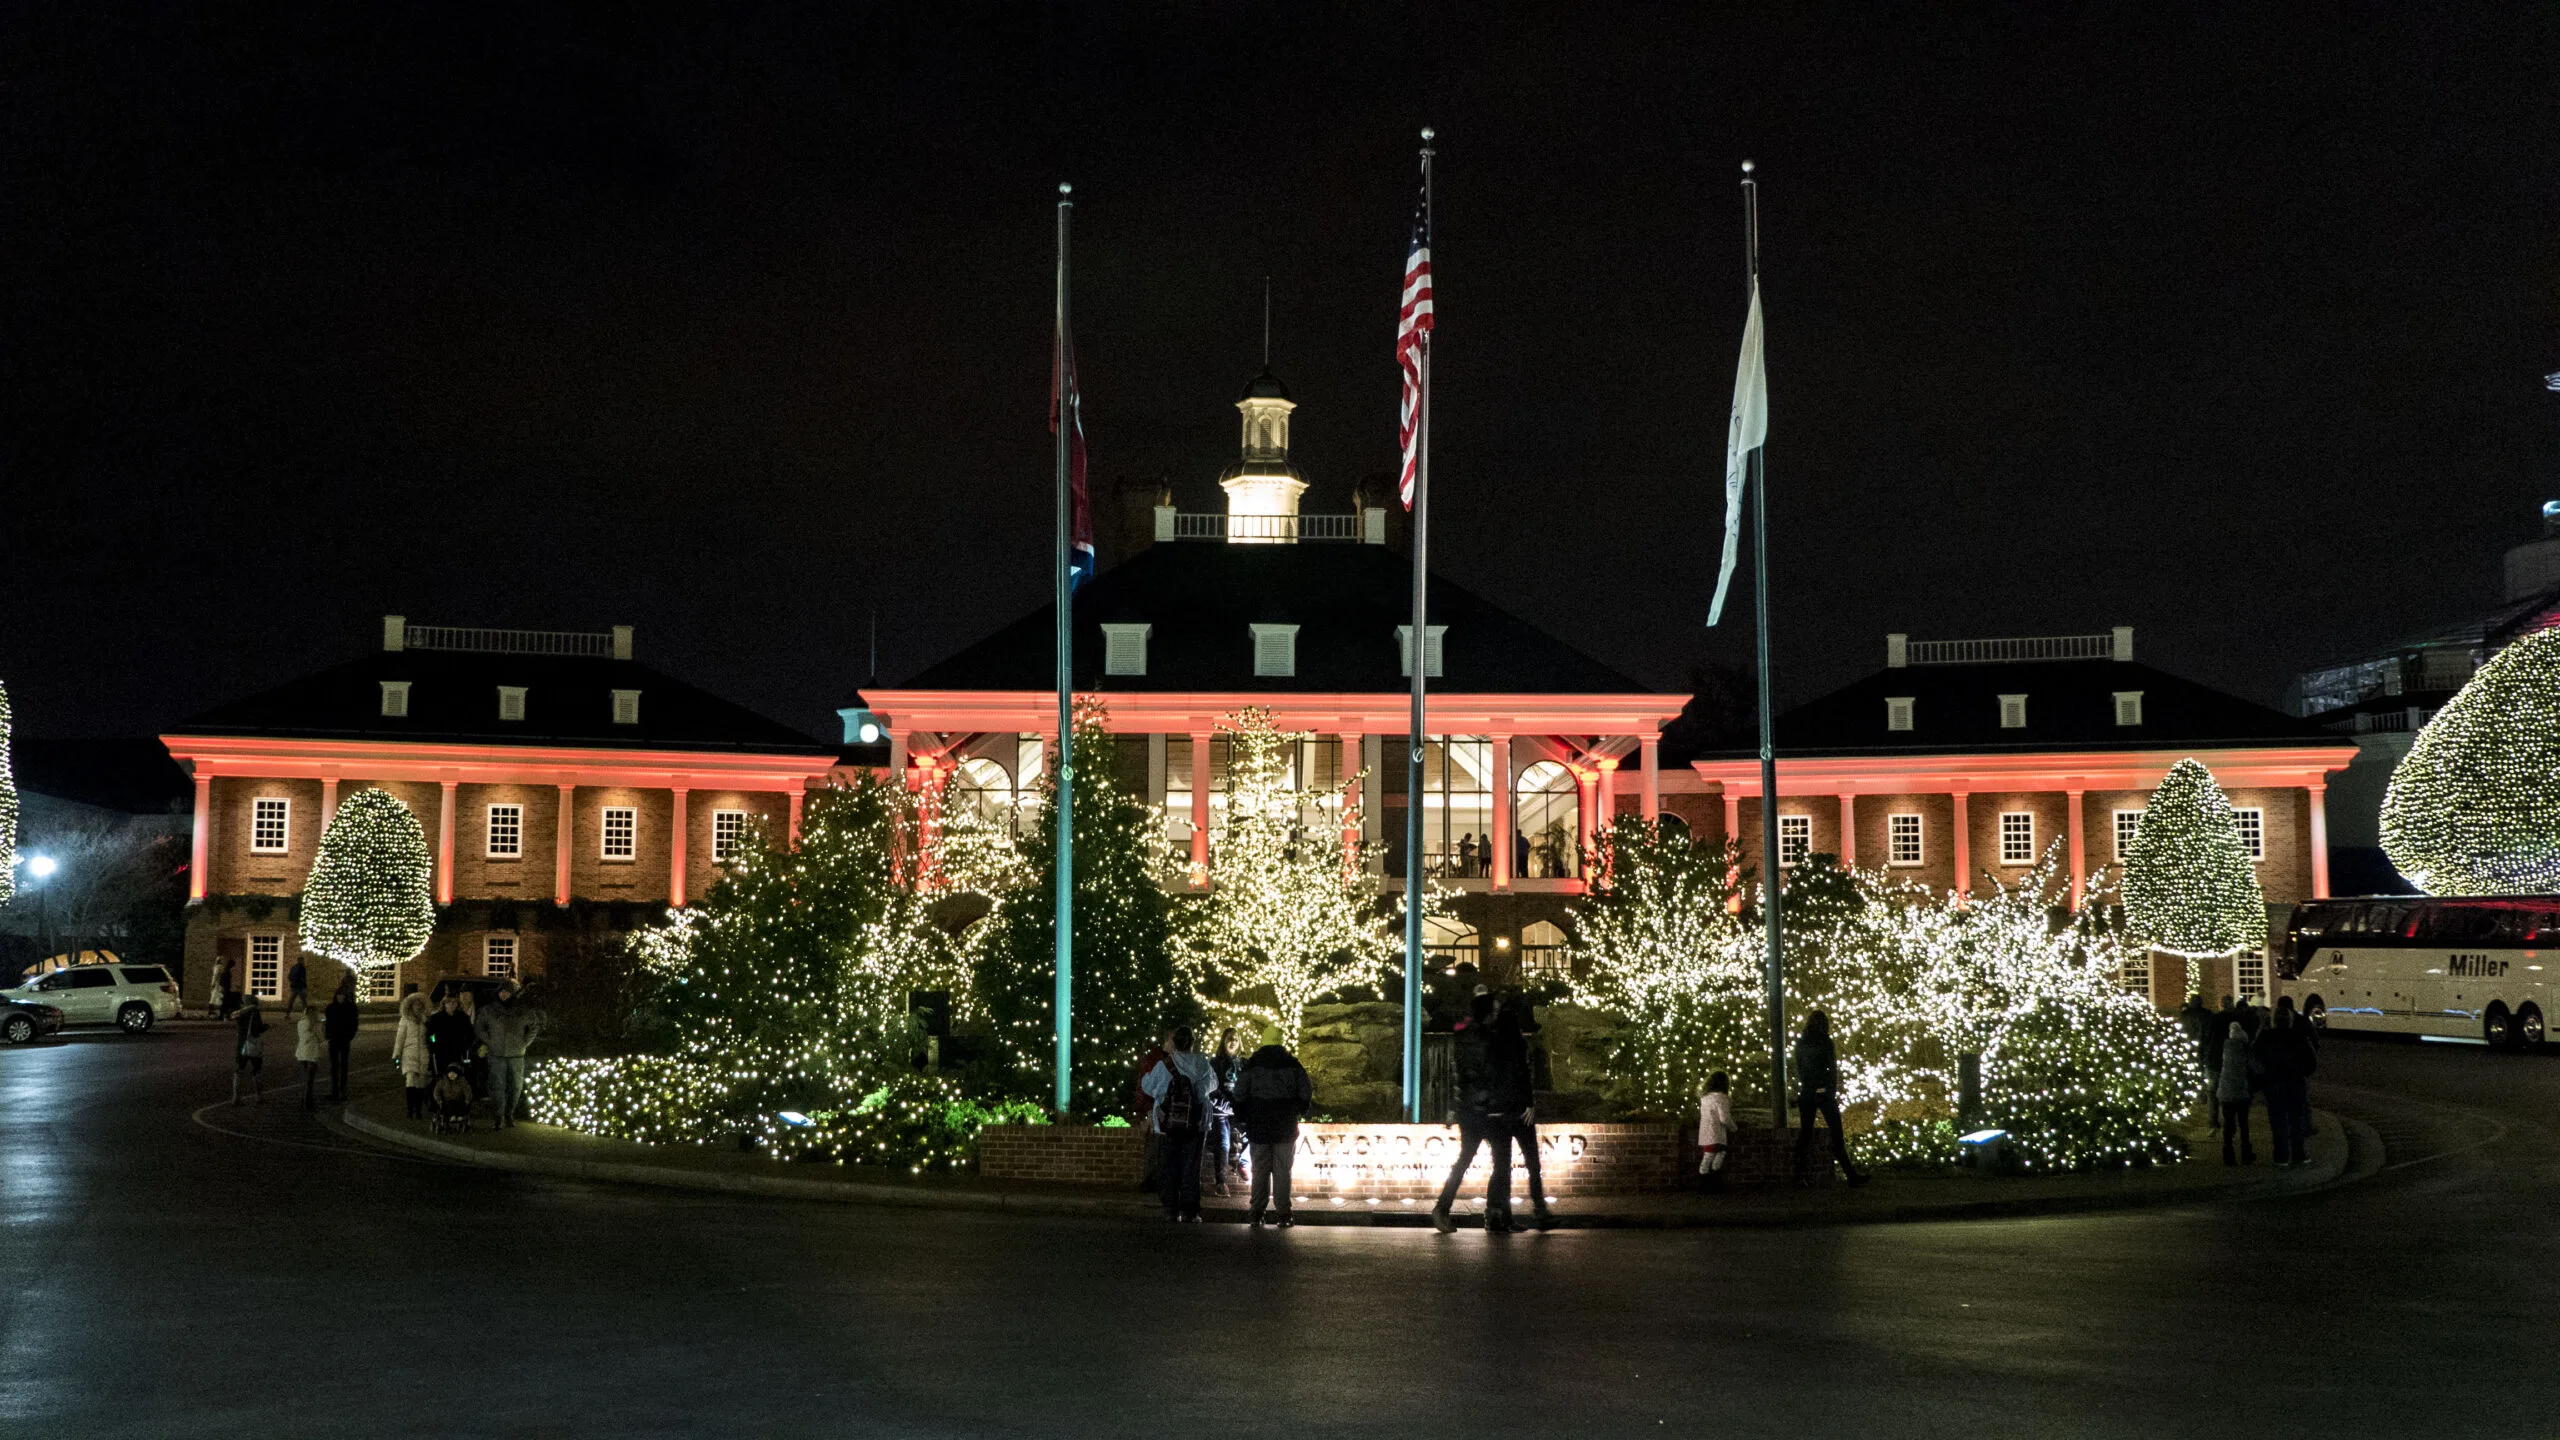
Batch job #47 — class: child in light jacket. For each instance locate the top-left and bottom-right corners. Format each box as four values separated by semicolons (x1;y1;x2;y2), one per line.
1698;1071;1734;1190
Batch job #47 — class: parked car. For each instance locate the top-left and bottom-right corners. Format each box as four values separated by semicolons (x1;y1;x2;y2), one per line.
0;964;182;1033
1;999;66;1044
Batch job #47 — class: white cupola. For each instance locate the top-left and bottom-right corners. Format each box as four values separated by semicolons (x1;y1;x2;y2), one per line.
1220;368;1306;543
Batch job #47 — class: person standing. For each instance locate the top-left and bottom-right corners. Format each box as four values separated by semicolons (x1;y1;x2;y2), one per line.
1233;1027;1312;1227
1207;1027;1245;1196
2258;997;2317;1166
424;993;474;1078
1140;1027;1220;1222
393;991;433;1120
1431;992;1499;1232
1792;1010;1867;1187
216;960;239;1022
2203;997;2239;1134
1132;1029;1171;1194
287;955;309;1012
1697;1071;1734;1191
1484;1003;1556;1231
231;995;266;1106
322;983;360;1102
2217;1007;2263;1166
473;980;543;1128
293;999;325;1109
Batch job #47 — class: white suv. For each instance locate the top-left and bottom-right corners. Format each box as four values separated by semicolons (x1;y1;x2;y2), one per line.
1;965;181;1033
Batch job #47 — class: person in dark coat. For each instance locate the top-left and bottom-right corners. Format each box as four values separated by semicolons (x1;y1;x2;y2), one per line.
423;993;475;1078
2257;997;2318;1166
1207;1027;1246;1196
2216;1007;2262;1165
1232;1029;1313;1227
322;985;360;1102
1431;992;1499;1233
1484;1003;1557;1231
1792;1010;1867;1187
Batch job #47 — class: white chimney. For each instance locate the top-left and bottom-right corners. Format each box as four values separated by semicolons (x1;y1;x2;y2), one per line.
2111;626;2135;662
383;615;406;652
612;625;634;661
1885;633;1909;668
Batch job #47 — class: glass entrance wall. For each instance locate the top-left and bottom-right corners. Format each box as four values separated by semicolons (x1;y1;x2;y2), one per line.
1162;735;1233;852
1516;761;1580;879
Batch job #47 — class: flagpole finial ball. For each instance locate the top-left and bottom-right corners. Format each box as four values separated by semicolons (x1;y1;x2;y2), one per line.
1740;160;1754;175
1059;182;1073;196
1421;126;1435;141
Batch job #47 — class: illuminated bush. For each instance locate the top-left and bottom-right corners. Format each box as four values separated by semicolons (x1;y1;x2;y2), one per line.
2383;628;2560;895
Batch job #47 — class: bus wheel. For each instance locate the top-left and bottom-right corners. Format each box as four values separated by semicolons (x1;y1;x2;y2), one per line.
2485;1004;2515;1050
2304;997;2327;1032
2521;1005;2546;1051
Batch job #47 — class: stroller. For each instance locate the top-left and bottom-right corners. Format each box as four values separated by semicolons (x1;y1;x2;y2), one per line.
430;1064;476;1134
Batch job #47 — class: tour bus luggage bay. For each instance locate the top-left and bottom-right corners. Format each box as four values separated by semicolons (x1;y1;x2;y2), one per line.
2279;896;2560;1048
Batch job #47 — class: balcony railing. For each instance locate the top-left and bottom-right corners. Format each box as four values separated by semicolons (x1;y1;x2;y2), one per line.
1159;509;1381;544
402;625;623;658
1906;633;2116;665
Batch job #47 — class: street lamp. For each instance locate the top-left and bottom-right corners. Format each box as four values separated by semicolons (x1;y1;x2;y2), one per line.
18;854;57;971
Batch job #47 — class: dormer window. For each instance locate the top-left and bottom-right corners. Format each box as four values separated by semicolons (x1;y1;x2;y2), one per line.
2113;690;2144;727
1101;623;1151;677
1999;694;2027;729
1251;623;1299;678
612;689;641;726
497;686;527;722
380;681;411;718
1397;624;1447;679
1885;697;1914;732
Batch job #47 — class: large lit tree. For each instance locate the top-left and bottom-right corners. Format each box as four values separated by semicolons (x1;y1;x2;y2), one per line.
298;788;436;972
2383;628;2560;894
0;681;16;907
1184;707;1404;1048
1568;818;1757;1112
971;697;1190;1115
2122;758;2265;983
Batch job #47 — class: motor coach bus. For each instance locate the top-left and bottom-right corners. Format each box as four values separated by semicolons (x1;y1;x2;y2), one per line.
2278;896;2560;1048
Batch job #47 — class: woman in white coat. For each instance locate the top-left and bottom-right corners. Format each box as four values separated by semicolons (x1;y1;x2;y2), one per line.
1697;1071;1734;1190
293;1002;325;1110
393;991;433;1121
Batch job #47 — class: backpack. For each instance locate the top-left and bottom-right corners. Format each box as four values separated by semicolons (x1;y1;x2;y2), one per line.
1156;1061;1199;1133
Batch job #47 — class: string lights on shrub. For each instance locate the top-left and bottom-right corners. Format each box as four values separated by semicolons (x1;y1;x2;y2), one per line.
2382;627;2560;895
298;787;435;971
2122;757;2266;995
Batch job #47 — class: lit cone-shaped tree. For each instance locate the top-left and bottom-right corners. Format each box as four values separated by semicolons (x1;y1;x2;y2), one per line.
1184;707;1405;1049
1568;818;1757;1113
2122;759;2265;996
972;696;1189;1115
2383;629;2560;894
298;788;436;973
0;681;16;907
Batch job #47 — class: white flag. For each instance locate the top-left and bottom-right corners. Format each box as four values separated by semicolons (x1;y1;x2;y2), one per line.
1706;281;1767;627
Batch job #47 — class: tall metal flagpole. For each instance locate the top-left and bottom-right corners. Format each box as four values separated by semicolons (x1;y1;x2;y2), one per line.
1402;128;1435;1123
1743;161;1787;1131
1053;182;1077;1116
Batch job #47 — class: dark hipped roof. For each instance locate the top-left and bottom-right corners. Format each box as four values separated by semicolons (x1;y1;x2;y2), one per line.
171;651;830;755
1689;658;2340;762
11;738;194;814
872;541;1655;698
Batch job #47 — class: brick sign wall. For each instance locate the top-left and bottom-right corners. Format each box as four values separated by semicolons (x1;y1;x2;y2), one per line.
977;1121;1682;1197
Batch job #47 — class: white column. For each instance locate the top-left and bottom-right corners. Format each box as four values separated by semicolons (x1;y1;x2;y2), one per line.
436;780;458;906
189;774;211;902
1491;735;1514;889
2067;789;2087;911
1189;730;1212;887
1951;791;1971;904
555;785;575;905
1639;736;1660;822
320;777;340;831
669;787;690;908
1837;793;1856;867
787;787;805;847
2308;783;2331;900
1339;732;1364;874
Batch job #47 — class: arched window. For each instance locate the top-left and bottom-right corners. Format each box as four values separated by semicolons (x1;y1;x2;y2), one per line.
951;757;1016;832
1519;920;1570;976
1423;915;1480;973
1657;812;1692;845
1515;761;1580;879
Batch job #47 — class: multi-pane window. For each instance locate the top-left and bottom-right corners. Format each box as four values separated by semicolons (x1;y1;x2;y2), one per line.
1513;759;1575;880
250;797;291;854
1518;921;1570;976
364;966;398;1001
2113;809;2144;861
2120;948;2152;995
486;803;524;859
1999;694;2028;729
601;806;637;860
2234;807;2265;861
1888;813;1923;867
1777;814;1812;868
1416;737;1494;878
2235;951;2268;1003
1999;811;2035;865
712;809;749;863
1885;697;1914;732
484;934;517;980
248;935;283;998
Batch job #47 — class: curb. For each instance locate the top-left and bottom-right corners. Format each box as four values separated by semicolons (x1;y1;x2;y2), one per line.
341;1105;2363;1229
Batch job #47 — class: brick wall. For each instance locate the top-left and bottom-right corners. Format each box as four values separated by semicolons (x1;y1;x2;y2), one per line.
208;777;324;895
570;785;673;902
978;1123;1143;1185
452;782;563;901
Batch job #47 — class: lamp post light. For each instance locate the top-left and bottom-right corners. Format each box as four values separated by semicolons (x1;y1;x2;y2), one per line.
20;855;58;972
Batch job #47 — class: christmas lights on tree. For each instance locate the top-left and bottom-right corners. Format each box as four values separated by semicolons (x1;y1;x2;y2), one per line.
2382;628;2560;895
0;681;16;908
1183;706;1404;1048
1569;818;1760;1112
2122;758;2265;994
297;787;435;971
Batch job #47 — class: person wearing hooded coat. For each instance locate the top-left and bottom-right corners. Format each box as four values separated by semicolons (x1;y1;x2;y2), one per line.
1484;1002;1558;1231
292;998;325;1109
393;991;433;1119
1140;1027;1222;1222
1232;1027;1313;1227
1430;991;1499;1233
424;993;475;1082
2217;1007;2263;1165
1792;1010;1867;1187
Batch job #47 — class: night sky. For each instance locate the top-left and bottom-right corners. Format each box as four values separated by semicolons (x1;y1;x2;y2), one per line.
5;6;2556;743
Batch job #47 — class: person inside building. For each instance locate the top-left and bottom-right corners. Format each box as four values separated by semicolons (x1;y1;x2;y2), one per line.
1233;1025;1312;1228
1140;1027;1220;1223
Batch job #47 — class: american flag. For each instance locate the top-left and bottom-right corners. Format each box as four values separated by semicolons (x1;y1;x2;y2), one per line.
1397;168;1434;509
1052;321;1093;587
